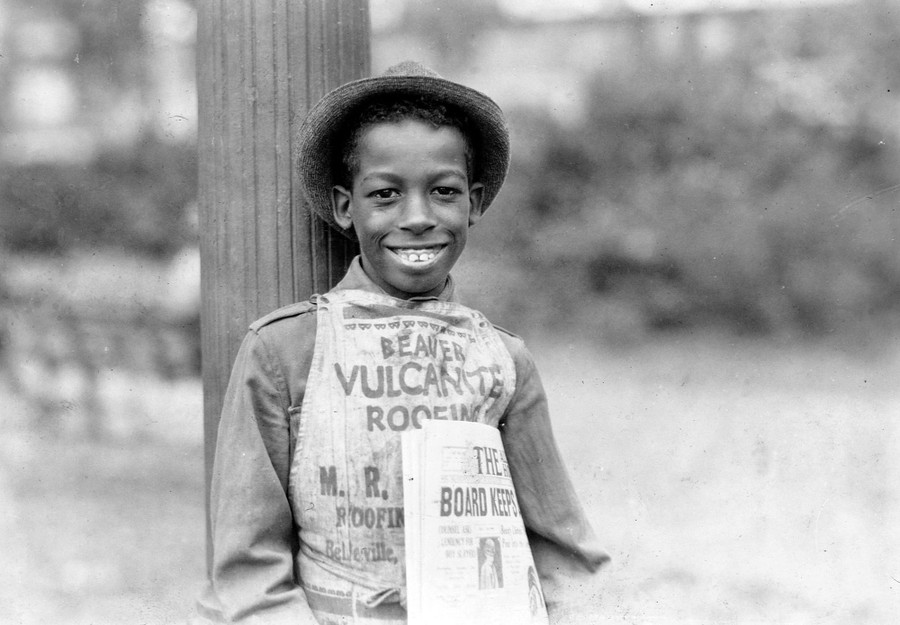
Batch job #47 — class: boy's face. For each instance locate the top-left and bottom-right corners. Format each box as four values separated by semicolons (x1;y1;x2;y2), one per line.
332;119;484;299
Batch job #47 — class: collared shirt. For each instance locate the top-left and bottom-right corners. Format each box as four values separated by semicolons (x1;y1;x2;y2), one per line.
197;258;609;624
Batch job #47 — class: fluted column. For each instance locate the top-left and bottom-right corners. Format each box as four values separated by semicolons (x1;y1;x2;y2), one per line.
197;0;367;568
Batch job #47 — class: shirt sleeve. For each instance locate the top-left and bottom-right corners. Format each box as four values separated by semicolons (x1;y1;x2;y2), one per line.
196;329;319;624
498;334;610;622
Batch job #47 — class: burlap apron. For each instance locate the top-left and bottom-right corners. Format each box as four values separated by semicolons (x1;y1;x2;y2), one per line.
290;289;517;625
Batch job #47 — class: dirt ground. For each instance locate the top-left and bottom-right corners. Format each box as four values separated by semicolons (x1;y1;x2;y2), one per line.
531;334;900;624
2;333;897;624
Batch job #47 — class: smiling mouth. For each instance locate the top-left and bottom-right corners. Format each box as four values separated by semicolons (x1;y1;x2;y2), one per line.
390;246;446;264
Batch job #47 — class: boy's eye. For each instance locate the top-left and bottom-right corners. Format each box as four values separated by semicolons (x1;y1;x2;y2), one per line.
432;186;461;197
370;188;400;200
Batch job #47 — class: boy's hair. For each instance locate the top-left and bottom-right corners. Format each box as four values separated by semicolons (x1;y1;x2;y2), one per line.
335;95;476;188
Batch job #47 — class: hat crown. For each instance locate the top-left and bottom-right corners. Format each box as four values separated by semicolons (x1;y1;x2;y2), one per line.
382;60;442;79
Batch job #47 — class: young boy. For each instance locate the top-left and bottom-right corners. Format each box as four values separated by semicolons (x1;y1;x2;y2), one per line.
198;61;608;625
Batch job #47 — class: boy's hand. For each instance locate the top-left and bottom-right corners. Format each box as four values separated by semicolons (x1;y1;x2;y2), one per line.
530;533;607;625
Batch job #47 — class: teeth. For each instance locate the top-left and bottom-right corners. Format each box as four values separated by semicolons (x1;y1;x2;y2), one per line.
395;248;440;263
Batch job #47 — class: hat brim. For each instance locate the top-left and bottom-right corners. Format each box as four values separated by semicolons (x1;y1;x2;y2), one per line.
297;74;510;239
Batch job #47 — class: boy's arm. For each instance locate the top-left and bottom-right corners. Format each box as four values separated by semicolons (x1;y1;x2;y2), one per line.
197;329;318;624
497;334;610;622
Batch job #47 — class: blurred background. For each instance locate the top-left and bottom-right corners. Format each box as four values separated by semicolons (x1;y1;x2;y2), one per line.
1;0;898;623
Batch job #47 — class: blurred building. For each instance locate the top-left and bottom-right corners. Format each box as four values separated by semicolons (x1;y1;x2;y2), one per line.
0;0;871;165
372;0;865;124
0;0;196;165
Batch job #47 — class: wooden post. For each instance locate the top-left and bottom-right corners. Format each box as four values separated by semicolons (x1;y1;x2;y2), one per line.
196;0;367;569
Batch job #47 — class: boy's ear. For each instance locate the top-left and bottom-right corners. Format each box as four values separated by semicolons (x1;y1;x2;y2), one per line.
467;182;485;227
331;185;353;230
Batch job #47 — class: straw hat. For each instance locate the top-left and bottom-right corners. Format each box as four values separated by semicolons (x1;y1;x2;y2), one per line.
297;61;510;238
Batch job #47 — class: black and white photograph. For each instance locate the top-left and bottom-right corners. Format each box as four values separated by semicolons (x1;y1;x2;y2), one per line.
1;0;897;623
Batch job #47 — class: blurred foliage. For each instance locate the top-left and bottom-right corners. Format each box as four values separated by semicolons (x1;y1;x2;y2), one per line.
0;0;198;258
483;4;900;340
0;136;197;256
4;0;898;341
400;0;503;66
63;1;145;89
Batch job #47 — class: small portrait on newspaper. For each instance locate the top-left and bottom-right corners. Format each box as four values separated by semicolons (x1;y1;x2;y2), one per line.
478;537;503;590
527;565;545;616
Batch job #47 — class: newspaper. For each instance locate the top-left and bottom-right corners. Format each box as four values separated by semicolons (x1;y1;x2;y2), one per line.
402;421;550;625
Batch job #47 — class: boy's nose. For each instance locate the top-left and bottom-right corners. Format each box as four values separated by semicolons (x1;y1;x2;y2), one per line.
399;193;437;233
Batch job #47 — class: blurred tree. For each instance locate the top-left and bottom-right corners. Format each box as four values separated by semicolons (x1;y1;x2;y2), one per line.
399;0;503;69
492;1;900;340
0;0;198;257
0;135;197;256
